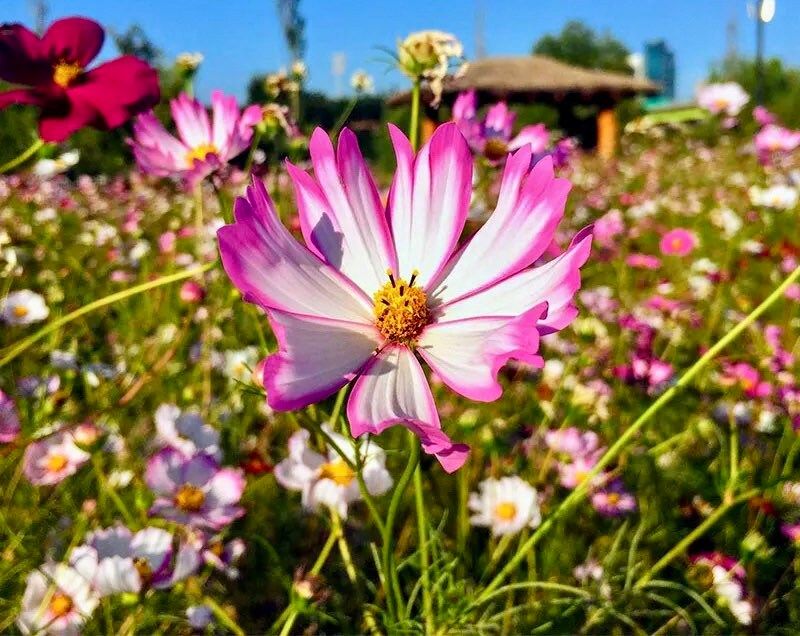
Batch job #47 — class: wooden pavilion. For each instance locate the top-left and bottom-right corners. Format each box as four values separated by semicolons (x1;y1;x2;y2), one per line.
386;55;659;158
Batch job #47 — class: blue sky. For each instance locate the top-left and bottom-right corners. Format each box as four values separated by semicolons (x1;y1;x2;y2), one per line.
4;0;800;101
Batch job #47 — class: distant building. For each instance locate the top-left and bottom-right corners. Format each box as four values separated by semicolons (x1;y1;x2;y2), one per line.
644;40;675;100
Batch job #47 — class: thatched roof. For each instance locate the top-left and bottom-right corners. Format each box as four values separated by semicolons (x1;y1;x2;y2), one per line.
387;55;659;106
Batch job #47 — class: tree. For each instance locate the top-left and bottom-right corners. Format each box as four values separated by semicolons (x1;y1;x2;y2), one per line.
110;25;162;66
275;0;306;62
533;20;632;75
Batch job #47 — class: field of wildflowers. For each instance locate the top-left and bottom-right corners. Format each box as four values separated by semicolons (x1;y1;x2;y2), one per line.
2;15;800;636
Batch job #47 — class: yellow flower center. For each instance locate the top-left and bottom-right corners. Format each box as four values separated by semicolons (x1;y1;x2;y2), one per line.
12;305;29;318
606;493;621;505
52;61;82;88
48;592;73;618
373;270;429;345
46;453;68;473
494;501;518;521
319;460;355;486
185;143;218;167
174;483;205;512
713;98;729;111
670;238;683;250
133;556;153;584
484;138;509;161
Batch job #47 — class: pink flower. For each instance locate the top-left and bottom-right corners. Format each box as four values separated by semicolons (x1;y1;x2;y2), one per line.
0;390;20;443
754;124;800;164
217;124;592;471
544;427;600;459
591;479;636;517
626;253;661;269
23;431;90;485
146;448;245;529
593;209;624;248
0;17;160;142
558;453;604;490
452;91;550;163
697;82;749;117
130;91;262;188
753;105;776;127
179;280;205;303
781;523;800;543
722;362;772;399
659;228;697;256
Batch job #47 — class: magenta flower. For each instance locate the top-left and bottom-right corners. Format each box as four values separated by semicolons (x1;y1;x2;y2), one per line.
753;105;776;127
722;362;772;399
544;427;601;459
130;91;262;187
23;431;90;486
0;390;20;443
0;17;160;142
781;523;800;544
146;447;245;529
218;124;592;471
452;90;550;163
659;228;697;256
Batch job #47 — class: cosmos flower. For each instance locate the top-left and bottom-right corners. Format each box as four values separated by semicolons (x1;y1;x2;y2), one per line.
1;289;49;325
17;562;99;635
544;427;601;459
754;124;800;163
753;105;776;127
69;525;173;595
696;82;749;117
23;431;90;486
201;535;246;579
222;347;260;384
274;427;392;518
32;150;80;178
0;390;20;443
659;228;698;256
691;553;753;625
130;91;262;188
590;479;637;517
146;448;245;530
468;476;542;536
154;404;221;460
217;124;592;471
452;90;550;163
0;17;159;142
625;253;661;270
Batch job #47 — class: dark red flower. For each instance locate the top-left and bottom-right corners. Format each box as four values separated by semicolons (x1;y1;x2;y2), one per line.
0;17;160;142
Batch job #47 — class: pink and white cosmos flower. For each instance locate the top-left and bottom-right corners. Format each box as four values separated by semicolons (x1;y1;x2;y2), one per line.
130;91;262;188
23;431;90;486
218;123;592;472
696;82;749;117
754;124;800;164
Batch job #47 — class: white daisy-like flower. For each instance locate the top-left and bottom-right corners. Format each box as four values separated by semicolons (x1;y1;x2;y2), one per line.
1;290;49;325
274;426;392;518
17;562;99;635
222;347;260;384
350;70;374;94
32;150;80;178
468;476;542;536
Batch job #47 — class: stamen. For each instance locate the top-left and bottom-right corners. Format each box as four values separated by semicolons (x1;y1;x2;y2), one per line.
409;270;419;287
387;271;396;287
399;285;405;296
372;271;430;345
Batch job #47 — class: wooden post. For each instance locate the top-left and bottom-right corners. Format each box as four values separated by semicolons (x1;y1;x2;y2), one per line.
597;107;618;159
421;113;437;143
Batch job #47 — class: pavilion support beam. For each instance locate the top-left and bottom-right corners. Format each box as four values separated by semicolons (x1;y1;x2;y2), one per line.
421;113;437;143
597;107;618;159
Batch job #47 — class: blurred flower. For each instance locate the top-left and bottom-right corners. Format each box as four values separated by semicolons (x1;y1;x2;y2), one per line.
659;228;697;256
0;390;20;443
696;82;749;117
350;70;374;94
691;553;752;625
17;562;99;635
452;90;551;163
69;525;173;595
187;604;214;630
274;427;392;518
130;91;262;188
217;124;592;471
574;558;603;584
146;448;245;529
545;427;600;459
179;280;206;303
749;184;798;210
0;17;159;141
291;60;307;81
753;105;776;127
754;124;800;164
626;253;661;270
154;404;221;460
23;431;90;486
32;150;80;178
223;347;259;384
202;536;246;579
591;479;636;517
721;362;772;399
468;476;541;536
176;52;204;71
1;289;49;325
397;30;464;105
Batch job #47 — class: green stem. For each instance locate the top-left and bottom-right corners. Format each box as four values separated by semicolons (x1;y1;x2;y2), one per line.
244;129;263;174
331;97;358;137
203;596;245;636
329;385;348;431
193;183;205;241
634;489;759;589
0;138;44;174
0;262;215;368
330;509;357;583
413;464;434;632
409;80;421;150
91;455;136;527
382;431;420;621
472;263;800;608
